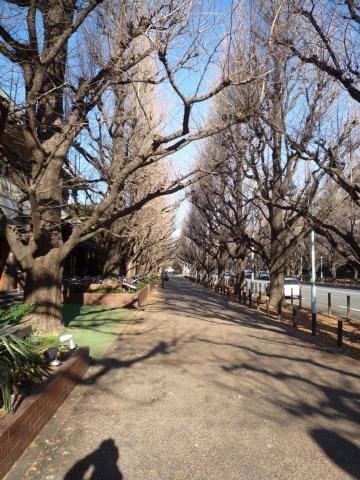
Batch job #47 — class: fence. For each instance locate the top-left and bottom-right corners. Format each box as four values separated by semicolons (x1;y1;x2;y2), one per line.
188;277;360;358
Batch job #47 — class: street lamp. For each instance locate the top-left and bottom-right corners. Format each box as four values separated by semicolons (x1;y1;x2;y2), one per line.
320;255;323;281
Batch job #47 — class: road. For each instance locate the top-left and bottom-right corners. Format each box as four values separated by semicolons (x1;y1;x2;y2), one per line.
249;280;360;321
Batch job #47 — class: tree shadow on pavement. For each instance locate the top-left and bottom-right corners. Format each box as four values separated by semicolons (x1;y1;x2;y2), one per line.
64;438;122;480
214;340;360;478
310;429;360;480
83;338;179;385
197;338;360;381
219;346;360;424
152;278;294;333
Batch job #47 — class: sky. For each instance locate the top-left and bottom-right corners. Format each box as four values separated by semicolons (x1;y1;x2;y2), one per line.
157;0;236;237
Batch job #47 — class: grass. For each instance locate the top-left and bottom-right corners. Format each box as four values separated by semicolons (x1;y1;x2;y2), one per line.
26;335;60;354
61;304;130;360
0;304;130;360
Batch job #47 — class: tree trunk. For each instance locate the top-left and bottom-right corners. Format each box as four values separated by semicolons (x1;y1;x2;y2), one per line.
24;253;63;334
102;238;120;279
331;264;337;282
125;256;136;280
3;251;17;290
234;257;247;297
217;264;225;288
268;208;285;308
269;255;285;308
354;268;359;282
217;247;227;288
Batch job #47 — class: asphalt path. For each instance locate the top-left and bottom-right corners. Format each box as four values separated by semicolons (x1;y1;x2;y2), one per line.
250;280;360;321
6;277;360;480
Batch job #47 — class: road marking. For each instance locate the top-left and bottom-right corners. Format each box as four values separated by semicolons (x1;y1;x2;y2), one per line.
337;306;360;312
301;287;360;296
301;289;360;299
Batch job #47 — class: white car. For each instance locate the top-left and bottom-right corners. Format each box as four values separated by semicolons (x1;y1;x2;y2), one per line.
258;271;269;280
244;270;252;279
284;278;301;298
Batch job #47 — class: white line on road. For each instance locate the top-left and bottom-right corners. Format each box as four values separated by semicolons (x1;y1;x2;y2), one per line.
301;287;360;296
337;306;360;312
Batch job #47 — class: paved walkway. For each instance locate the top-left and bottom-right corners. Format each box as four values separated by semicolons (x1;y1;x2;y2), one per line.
7;277;360;480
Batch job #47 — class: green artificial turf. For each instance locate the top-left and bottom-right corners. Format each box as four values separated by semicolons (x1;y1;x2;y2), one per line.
61;304;129;360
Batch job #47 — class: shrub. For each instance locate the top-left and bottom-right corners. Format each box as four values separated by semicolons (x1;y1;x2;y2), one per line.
0;323;46;413
134;277;155;291
0;303;35;326
26;335;60;355
86;287;121;293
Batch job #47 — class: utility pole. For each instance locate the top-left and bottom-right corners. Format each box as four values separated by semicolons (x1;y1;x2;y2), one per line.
311;230;317;334
250;210;256;292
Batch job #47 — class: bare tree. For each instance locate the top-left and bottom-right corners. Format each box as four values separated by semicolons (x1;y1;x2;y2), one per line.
283;0;360;203
215;0;328;306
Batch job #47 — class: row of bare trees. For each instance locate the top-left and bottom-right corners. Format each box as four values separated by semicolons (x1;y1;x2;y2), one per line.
180;0;360;307
0;0;262;332
1;0;359;326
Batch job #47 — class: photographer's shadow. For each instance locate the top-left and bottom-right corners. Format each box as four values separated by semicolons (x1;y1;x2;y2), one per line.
64;438;122;480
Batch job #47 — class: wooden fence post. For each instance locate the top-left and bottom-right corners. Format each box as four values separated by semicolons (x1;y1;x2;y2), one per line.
337;320;343;348
292;307;298;328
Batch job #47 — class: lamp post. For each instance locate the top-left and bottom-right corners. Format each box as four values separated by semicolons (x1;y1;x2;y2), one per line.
250;209;256;293
311;230;317;335
251;250;255;292
320;255;323;281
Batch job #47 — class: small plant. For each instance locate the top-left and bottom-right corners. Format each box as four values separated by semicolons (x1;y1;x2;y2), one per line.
87;287;120;293
0;303;35;326
26;335;60;355
134;278;155;291
0;323;46;413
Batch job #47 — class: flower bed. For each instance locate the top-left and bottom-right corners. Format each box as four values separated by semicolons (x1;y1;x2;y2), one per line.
0;347;89;479
63;282;154;308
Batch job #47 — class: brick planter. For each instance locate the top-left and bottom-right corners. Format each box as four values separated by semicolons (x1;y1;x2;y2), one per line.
0;347;89;479
137;283;154;306
63;283;154;308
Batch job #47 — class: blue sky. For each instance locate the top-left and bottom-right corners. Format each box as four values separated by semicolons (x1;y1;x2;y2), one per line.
158;0;237;235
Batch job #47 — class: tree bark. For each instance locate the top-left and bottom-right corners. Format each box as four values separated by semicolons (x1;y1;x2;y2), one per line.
269;259;284;308
217;246;227;288
102;236;121;279
125;256;136;280
234;256;247;297
3;251;17;290
268;207;286;308
24;252;63;334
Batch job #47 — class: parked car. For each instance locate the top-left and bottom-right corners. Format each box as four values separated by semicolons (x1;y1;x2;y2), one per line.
258;271;269;280
244;270;252;279
284;278;301;298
